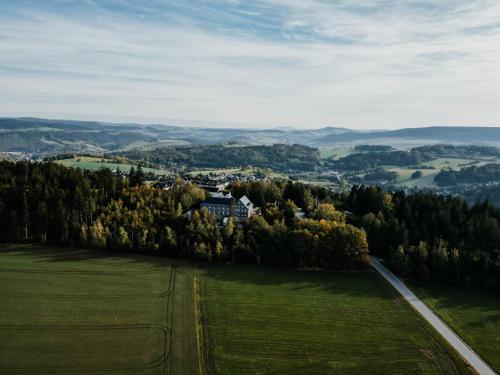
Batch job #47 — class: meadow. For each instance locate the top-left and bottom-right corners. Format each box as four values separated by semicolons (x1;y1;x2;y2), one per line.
0;243;476;375
56;156;165;175
199;265;472;374
0;244;198;375
387;157;500;189
410;282;500;372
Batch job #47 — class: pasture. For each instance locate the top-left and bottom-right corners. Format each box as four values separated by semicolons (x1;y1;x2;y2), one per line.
410;282;500;372
319;146;355;160
0;244;198;375
56;156;165;175
0;244;475;374
199;265;472;374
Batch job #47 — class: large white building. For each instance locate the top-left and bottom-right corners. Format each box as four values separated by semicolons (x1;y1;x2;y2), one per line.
200;194;254;220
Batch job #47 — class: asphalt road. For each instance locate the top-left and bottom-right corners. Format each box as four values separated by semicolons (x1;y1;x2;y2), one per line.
370;256;496;375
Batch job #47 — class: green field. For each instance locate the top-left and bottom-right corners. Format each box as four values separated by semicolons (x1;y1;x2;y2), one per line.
388;167;439;188
119;139;191;151
387;157;500;189
0;244;475;374
199;265;472;374
56;156;166;175
319;146;355;160
0;244;198;375
410;282;500;372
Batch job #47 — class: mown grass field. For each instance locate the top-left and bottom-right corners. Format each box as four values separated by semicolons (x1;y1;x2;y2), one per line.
199;265;472;375
0;243;198;375
56;156;165;175
0;244;475;375
410;282;500;372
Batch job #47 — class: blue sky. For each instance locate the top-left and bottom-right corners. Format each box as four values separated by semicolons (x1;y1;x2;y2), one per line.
0;0;499;129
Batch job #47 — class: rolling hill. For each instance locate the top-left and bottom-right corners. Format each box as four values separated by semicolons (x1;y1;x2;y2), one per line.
1;117;500;158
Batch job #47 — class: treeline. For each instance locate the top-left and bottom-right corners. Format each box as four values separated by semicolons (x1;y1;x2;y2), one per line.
414;144;500;158
354;145;394;152
2;160;499;291
328;150;432;171
117;144;321;172
363;168;398;183
328;144;500;172
0;161;367;270
345;186;500;291
460;185;500;207
435;163;500;186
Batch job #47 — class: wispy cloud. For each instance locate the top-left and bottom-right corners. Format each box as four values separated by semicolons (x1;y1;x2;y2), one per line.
0;0;499;128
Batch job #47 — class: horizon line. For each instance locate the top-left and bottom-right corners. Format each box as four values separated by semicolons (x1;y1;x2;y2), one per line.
2;116;500;132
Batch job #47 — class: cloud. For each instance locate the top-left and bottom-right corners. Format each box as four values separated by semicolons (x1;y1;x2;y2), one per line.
0;0;499;128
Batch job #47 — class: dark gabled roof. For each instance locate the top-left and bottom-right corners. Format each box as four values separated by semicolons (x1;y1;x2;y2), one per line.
201;197;233;205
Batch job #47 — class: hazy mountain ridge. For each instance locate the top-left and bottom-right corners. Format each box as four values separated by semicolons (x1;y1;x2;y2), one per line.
317;126;500;144
1;117;500;157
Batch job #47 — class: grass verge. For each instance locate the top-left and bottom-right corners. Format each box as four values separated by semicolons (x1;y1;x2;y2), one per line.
409;281;500;372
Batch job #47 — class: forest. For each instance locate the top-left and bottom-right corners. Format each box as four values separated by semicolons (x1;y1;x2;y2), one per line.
327;150;433;171
1;160;499;292
363;168;398;183
346;185;500;292
413;144;500;158
0;161;366;270
117;144;321;172
461;184;500;207
435;163;500;186
328;144;500;172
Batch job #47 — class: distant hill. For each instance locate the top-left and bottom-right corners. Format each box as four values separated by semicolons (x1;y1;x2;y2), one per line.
0;118;349;156
317;126;500;145
1;117;500;157
119;144;321;172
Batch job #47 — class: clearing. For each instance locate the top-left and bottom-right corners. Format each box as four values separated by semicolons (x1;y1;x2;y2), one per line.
56;156;165;175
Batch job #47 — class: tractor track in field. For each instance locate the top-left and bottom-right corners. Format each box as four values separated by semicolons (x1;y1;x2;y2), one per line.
0;267;164;275
0;261;178;375
0;323;168;332
0;290;172;299
159;264;177;375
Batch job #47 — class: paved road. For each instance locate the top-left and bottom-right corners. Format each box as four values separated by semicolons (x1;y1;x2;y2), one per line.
370;256;496;375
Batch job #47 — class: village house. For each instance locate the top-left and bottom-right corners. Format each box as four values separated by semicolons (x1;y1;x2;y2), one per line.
190;178;229;193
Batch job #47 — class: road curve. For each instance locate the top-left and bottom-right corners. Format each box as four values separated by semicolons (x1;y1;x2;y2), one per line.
370;256;497;375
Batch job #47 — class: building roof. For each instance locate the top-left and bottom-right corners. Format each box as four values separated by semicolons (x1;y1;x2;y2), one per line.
210;191;232;198
201;194;254;208
239;195;252;207
201;197;233;206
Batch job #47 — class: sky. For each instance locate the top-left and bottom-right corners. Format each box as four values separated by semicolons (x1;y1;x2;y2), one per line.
0;0;499;129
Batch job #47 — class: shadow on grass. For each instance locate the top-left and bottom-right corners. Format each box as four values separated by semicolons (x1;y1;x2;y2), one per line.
465;313;500;328
0;242;181;270
408;279;500;327
0;242;391;302
198;261;398;303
